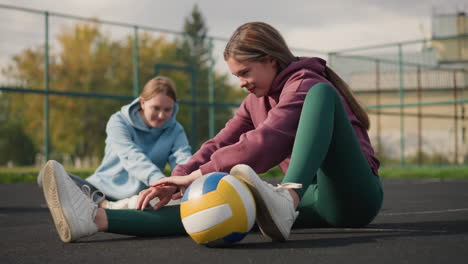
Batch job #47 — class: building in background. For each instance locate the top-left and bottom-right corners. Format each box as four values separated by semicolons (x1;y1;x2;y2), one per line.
432;11;468;69
330;10;468;164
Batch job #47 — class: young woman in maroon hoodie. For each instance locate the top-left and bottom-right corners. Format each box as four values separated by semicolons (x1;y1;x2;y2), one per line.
151;22;383;241
41;21;383;243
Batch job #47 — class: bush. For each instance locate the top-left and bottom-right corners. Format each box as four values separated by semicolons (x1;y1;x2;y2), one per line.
406;151;452;165
1;165;468;184
0;121;37;166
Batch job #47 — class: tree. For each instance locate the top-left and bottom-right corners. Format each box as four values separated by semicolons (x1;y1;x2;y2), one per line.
1;22;182;165
177;4;209;68
176;4;244;148
1;9;244;165
0;120;36;166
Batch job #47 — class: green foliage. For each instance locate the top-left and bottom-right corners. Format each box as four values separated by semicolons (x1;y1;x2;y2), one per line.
0;166;172;183
377;150;458;167
0;167;95;183
1;6;244;164
0;120;36;166
174;4;244;148
2;165;468;184
260;165;468;179
177;4;209;66
259;165;467;179
406;151;451;165
379;166;468;179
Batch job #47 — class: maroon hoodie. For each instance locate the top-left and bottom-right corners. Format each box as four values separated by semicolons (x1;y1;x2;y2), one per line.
172;57;380;177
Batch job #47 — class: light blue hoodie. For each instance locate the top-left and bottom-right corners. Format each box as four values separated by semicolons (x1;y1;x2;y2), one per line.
86;97;192;200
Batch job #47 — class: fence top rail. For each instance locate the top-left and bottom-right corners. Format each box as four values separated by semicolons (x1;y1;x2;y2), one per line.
0;3;328;54
366;99;468;110
0;3;185;36
331;53;468;73
0;3;226;41
0;86;242;107
2;3;465;69
330;34;468;54
330;39;425;54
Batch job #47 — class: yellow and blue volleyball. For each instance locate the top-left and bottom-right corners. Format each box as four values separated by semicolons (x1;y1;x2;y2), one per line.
180;172;256;247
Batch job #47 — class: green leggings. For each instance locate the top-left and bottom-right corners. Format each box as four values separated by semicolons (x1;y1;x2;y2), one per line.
284;83;383;228
106;83;383;236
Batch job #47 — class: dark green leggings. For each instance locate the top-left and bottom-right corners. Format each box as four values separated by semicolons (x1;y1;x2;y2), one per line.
106;83;383;236
284;83;383;228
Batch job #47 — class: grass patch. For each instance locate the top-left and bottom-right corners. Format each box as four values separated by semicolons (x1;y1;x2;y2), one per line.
1;165;468;183
260;166;468;180
0;167;97;183
379;166;468;179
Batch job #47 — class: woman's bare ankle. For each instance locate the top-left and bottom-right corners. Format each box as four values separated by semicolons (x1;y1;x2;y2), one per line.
94;208;108;232
99;200;109;209
288;189;300;208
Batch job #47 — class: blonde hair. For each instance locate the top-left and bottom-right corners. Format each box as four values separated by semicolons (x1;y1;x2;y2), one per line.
223;22;296;72
225;21;370;130
140;76;177;102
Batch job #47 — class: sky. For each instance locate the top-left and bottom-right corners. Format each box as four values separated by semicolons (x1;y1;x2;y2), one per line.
1;0;466;51
0;0;466;83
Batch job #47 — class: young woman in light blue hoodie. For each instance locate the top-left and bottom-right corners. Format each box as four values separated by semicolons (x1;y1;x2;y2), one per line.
38;76;192;208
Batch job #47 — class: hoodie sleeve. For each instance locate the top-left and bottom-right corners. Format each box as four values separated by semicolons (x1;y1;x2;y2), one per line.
171;100;255;176
198;90;306;174
168;123;192;169
105;114;166;186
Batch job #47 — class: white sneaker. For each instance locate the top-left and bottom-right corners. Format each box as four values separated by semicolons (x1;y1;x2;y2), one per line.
41;160;99;242
230;164;302;242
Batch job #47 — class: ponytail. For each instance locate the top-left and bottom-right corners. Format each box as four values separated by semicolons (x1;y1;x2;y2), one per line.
325;66;370;130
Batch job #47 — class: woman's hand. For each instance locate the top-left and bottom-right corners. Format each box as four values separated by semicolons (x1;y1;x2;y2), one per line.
152;169;203;199
136;185;177;211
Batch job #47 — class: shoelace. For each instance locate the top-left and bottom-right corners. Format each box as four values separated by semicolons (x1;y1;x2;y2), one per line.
81;185;106;204
276;183;302;190
262;182;302;196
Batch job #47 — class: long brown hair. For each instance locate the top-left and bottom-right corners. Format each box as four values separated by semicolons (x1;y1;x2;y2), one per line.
325;66;370;130
224;22;370;130
223;22;296;72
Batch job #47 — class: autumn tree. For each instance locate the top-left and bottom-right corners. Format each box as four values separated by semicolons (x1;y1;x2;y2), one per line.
176;4;244;148
1;8;243;165
1;22;182;165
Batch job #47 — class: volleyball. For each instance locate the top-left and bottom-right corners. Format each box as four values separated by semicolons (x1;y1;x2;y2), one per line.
180;172;256;247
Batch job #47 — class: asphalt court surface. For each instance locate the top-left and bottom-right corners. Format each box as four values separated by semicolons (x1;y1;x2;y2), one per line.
1;178;468;263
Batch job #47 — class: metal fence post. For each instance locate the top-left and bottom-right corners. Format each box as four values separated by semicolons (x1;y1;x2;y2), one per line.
327;52;335;67
208;37;215;139
44;11;50;162
190;66;197;148
398;43;405;166
417;65;422;165
375;59;381;156
453;71;459;164
133;26;140;97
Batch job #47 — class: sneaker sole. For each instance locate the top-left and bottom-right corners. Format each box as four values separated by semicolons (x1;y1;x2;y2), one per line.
233;171;286;242
42;161;72;242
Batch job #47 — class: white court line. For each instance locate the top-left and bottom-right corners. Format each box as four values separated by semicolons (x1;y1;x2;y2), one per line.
379;208;468;216
340;228;444;233
311;227;445;233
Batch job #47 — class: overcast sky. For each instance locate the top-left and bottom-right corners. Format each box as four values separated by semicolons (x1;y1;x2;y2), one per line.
1;0;466;52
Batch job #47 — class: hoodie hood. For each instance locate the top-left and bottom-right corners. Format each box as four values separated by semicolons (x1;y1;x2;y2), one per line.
269;57;327;96
120;97;179;133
